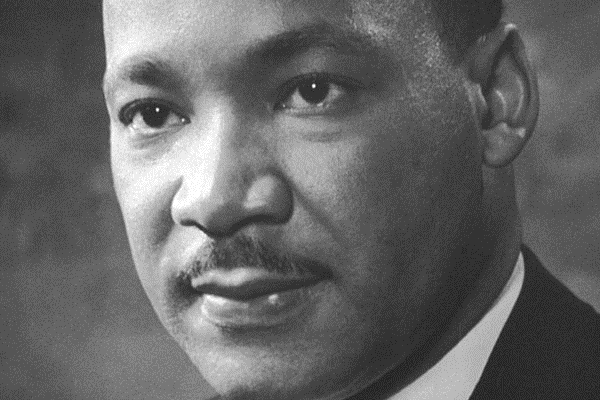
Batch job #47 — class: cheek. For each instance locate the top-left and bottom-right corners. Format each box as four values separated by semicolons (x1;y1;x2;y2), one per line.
291;121;432;248
111;153;180;291
281;83;480;274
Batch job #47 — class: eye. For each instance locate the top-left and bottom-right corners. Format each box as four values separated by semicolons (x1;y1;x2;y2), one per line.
119;99;189;137
276;74;359;114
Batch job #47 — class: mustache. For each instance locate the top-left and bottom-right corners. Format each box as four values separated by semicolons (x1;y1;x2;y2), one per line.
177;235;308;283
165;235;330;333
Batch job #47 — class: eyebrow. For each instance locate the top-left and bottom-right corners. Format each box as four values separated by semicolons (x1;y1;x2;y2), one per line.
103;57;187;101
103;22;383;100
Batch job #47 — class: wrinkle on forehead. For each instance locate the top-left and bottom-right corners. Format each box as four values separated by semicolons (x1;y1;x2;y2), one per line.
104;0;386;50
103;0;433;48
103;0;285;71
103;0;452;88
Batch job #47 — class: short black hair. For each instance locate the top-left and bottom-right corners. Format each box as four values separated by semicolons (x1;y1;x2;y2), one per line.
431;0;505;60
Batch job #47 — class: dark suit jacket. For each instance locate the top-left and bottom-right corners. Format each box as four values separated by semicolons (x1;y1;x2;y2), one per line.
470;245;600;399
207;246;600;400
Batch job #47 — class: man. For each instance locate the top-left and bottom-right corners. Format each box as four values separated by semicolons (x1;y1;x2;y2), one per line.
102;0;600;398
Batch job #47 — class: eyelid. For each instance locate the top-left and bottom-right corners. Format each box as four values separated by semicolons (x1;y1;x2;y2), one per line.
274;72;365;110
118;98;189;126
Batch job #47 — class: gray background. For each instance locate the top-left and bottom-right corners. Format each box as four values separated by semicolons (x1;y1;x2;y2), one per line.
1;0;599;398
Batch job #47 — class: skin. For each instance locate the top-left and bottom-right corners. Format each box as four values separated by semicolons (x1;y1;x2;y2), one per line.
103;0;538;399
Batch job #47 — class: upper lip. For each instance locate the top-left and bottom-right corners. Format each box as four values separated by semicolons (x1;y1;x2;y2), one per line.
190;269;325;301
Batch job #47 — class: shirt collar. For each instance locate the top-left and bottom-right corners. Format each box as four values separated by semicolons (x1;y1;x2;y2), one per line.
389;252;525;400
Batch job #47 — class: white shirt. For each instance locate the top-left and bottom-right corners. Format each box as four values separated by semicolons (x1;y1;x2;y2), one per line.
390;252;525;400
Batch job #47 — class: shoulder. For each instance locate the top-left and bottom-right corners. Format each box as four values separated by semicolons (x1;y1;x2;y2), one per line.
472;245;600;399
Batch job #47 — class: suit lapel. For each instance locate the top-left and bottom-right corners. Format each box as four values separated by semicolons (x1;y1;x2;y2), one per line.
470;245;600;399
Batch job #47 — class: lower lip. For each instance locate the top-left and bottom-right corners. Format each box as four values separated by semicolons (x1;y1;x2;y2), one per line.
199;285;316;330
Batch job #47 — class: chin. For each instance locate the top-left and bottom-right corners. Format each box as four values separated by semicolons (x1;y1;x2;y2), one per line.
179;340;381;400
206;380;360;400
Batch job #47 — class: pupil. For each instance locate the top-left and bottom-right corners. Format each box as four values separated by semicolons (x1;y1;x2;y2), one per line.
142;105;169;128
299;81;330;104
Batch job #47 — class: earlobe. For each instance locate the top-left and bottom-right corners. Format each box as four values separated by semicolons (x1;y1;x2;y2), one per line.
468;23;539;168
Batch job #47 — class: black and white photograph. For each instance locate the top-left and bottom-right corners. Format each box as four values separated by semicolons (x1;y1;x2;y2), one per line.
2;0;600;399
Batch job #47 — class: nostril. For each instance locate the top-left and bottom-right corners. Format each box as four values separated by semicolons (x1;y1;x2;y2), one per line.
179;217;237;239
179;201;246;237
228;213;289;234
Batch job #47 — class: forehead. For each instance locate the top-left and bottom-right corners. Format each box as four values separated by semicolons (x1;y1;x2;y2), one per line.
103;0;442;65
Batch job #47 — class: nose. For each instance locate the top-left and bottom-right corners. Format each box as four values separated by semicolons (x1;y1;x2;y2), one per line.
170;107;293;238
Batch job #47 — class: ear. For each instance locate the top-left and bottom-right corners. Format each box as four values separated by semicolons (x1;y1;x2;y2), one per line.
467;23;539;168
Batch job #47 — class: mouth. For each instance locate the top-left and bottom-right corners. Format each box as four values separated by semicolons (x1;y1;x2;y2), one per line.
185;268;328;330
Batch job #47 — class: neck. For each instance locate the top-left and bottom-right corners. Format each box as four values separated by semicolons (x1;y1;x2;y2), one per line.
347;167;522;400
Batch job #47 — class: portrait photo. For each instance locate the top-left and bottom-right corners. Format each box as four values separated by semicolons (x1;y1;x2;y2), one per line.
1;0;599;399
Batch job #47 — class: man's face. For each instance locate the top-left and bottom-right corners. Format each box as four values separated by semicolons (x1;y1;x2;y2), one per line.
104;0;484;398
